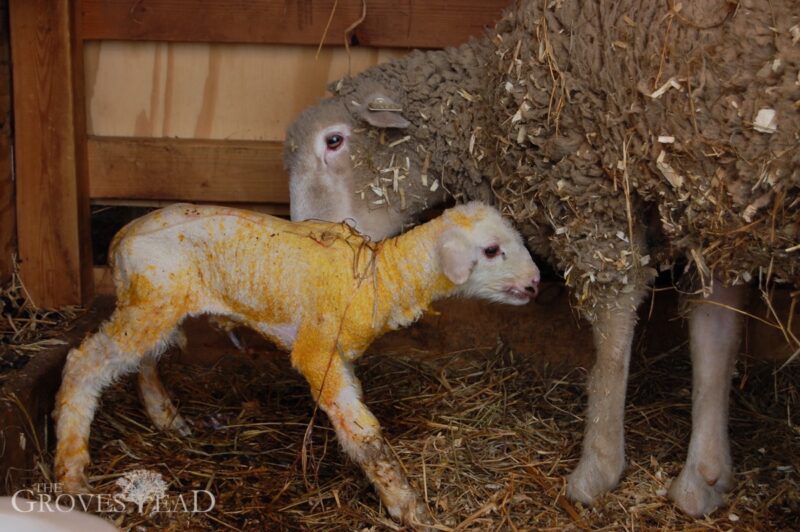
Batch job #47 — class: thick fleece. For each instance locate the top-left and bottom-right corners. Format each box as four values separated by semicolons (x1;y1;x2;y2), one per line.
325;0;799;319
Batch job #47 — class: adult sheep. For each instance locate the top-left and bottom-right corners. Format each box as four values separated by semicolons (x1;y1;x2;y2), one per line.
284;0;800;517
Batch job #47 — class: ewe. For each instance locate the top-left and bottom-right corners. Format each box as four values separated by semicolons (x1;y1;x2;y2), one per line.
283;0;799;516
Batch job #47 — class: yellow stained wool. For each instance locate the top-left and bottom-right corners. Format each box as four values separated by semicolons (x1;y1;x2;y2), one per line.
54;201;538;527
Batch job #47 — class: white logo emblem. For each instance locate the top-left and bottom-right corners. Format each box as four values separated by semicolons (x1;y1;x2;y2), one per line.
115;469;169;513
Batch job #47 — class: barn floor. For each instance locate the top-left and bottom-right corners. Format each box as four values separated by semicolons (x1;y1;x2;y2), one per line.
8;286;800;531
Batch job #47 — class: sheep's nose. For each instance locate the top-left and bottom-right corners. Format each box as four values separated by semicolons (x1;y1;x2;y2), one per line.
524;280;540;298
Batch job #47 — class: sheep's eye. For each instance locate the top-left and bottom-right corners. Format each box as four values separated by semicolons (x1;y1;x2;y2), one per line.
483;245;500;258
325;134;344;150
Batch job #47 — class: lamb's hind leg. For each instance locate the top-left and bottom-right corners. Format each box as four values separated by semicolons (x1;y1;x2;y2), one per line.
138;350;192;436
669;283;746;516
137;317;245;435
54;306;185;493
290;333;429;528
567;287;647;503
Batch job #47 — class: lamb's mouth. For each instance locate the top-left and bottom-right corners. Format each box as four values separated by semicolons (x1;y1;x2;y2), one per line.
504;287;532;303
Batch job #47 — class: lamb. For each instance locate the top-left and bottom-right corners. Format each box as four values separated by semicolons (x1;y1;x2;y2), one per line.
53;202;540;527
282;0;800;517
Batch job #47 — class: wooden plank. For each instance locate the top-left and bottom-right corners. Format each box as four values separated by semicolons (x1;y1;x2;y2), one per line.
84;41;404;140
9;0;93;307
0;298;113;494
71;0;95;305
80;0;509;48
88;136;289;203
91;198;290;216
0;0;14;284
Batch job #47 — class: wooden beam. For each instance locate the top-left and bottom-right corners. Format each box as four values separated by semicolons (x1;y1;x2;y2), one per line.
91;198;290;216
0;0;14;285
9;0;92;307
88;137;289;203
79;0;509;48
71;0;94;305
0;298;113;495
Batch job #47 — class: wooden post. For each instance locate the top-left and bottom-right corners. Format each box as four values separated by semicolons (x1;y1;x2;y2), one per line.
9;0;92;306
0;0;14;285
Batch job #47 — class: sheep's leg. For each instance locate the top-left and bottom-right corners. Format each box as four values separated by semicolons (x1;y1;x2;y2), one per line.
137;316;244;434
669;283;745;516
54;306;184;493
290;335;429;527
567;288;646;503
137;353;192;436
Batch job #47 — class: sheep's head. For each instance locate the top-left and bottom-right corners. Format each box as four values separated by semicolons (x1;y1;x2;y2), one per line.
284;81;441;241
284;98;362;230
437;202;539;305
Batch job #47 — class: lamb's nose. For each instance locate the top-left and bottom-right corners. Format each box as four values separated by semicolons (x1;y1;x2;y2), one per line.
525;280;540;298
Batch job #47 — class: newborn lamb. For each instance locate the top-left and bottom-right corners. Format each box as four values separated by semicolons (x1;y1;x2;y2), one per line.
53;202;539;527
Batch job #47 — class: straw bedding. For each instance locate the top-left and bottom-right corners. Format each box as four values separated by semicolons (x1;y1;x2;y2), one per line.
0;265;81;388
15;314;799;531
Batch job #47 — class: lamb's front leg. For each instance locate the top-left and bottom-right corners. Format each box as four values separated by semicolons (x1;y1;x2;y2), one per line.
567;288;647;503
290;335;429;528
669;283;746;516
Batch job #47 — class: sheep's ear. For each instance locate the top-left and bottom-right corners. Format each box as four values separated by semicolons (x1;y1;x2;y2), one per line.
348;93;410;129
438;229;477;285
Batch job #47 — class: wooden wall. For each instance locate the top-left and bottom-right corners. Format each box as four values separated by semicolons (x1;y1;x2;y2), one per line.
84;43;405;205
85;42;404;141
0;0;13;284
79;0;504;49
9;0;511;306
9;0;93;307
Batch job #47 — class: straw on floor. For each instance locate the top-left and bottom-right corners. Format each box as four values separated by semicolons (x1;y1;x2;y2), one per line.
23;329;800;531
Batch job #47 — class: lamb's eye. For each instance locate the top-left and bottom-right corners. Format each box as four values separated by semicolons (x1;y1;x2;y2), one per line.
483;245;500;258
325;134;344;150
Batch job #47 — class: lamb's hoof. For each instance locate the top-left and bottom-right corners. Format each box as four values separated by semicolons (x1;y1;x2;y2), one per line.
60;474;92;494
566;455;624;504
148;409;192;436
668;463;732;517
386;493;432;530
166;414;193;437
402;500;433;531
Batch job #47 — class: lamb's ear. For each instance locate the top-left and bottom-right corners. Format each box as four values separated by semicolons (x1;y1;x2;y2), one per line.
347;92;410;129
438;229;477;285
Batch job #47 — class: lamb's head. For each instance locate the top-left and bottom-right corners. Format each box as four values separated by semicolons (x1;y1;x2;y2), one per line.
436;202;539;305
284;80;442;241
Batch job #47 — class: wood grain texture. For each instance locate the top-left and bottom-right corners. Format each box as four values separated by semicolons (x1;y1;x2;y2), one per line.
88;136;289;203
80;0;510;48
0;0;14;284
84;41;404;140
9;0;92;306
71;0;95;304
93;265;114;295
0;298;113;494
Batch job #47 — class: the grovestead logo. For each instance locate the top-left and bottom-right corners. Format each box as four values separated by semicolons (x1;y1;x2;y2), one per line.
115;469;170;514
12;469;215;515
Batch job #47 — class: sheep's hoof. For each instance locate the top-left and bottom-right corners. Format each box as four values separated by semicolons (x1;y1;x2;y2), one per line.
385;492;431;530
566;454;624;504
668;462;732;517
165;414;193;437
146;407;192;436
400;498;433;531
60;474;92;495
